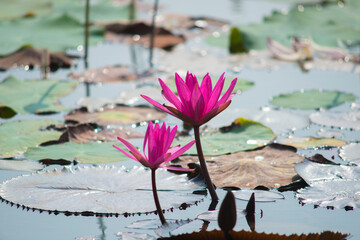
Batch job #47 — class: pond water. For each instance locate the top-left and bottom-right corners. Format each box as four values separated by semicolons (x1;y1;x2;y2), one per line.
0;0;359;239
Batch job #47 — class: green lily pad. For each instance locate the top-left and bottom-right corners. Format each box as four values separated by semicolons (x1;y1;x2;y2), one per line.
0;76;78;114
0;0;54;20
24;141;129;164
164;74;254;95
174;117;276;156
53;0;131;24
0;13;104;55
0;120;61;158
206;0;360;50
277;136;346;149
270;89;356;110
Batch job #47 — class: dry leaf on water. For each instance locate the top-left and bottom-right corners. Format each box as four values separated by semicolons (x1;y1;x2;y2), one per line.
176;144;304;189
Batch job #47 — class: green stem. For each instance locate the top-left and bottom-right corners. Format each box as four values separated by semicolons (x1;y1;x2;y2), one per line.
151;169;166;225
193;126;219;202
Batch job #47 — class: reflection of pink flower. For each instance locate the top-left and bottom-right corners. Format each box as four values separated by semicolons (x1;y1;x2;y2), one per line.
142;72;237;127
113;122;195;171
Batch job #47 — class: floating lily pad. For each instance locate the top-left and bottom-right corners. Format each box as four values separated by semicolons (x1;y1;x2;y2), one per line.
105;22;185;50
160;230;348;240
295;160;360;185
0;14;104;55
0;76;78;114
207;108;309;134
66;105;167;126
277;137;346;149
206;0;360;51
0;166;203;215
310;111;360;130
0;0;53;20
0;46;73;71
340;143;360;165
0;160;44;171
42;123;144;145
270;90;356;110
174;117;276;156
69;65;137;83
0;120;61;158
297;180;360;210
177;144;303;188
24;141;128;164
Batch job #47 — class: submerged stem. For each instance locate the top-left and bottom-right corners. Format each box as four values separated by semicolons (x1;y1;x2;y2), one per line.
193;126;219;202
151;169;166;225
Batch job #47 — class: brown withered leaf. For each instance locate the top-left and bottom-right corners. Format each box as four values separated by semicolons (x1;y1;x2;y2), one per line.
0;46;72;71
176;144;304;189
69;65;137;83
105;22;185;50
159;230;348;240
65;105;167;126
41;123;143;146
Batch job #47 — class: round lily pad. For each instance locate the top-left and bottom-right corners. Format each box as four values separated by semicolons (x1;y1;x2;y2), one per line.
0;76;78;114
177;144;303;189
340;143;360;164
270;90;356;110
0;166;204;215
174;117;276;156
0;120;61;158
310;111;360;130
66;105;167;126
277;137;346;149
24;141;129;164
297;180;360;210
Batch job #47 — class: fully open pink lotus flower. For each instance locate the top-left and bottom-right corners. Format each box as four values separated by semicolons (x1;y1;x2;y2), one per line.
113;122;195;171
141;72;237;127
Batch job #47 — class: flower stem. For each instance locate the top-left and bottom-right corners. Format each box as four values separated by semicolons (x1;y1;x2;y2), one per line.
193;126;219;202
151;169;166;225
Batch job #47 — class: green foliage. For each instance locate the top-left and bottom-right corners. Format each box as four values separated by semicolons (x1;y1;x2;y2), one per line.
25;141;129;164
270;89;356;110
0;120;61;157
207;0;360;50
229;27;247;53
0;76;78;114
174;117;276;156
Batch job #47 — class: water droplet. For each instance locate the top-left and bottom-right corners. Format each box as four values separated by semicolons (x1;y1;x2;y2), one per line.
133;35;141;41
338;1;344;7
297;5;304;12
254;156;264;161
77;45;83;51
24;65;30;71
212;31;220;38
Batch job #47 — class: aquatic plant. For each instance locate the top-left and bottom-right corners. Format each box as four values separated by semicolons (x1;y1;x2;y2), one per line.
142;72;237;201
113;121;195;224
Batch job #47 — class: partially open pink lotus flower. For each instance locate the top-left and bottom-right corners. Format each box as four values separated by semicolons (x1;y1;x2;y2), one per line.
141;72;237;127
113;122;195;171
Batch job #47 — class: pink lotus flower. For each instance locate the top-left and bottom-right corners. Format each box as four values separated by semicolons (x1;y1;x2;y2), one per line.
113;122;195;171
141;72;237;127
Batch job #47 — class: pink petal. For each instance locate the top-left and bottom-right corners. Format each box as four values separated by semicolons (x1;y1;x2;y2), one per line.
113;144;139;162
165;105;197;126
217;77;237;106
141;94;174;115
191;84;205;122
200;73;212;103
206;73;225;112
159;79;183;110
199;100;232;126
175;73;193;117
116;137;143;158
164;140;196;163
